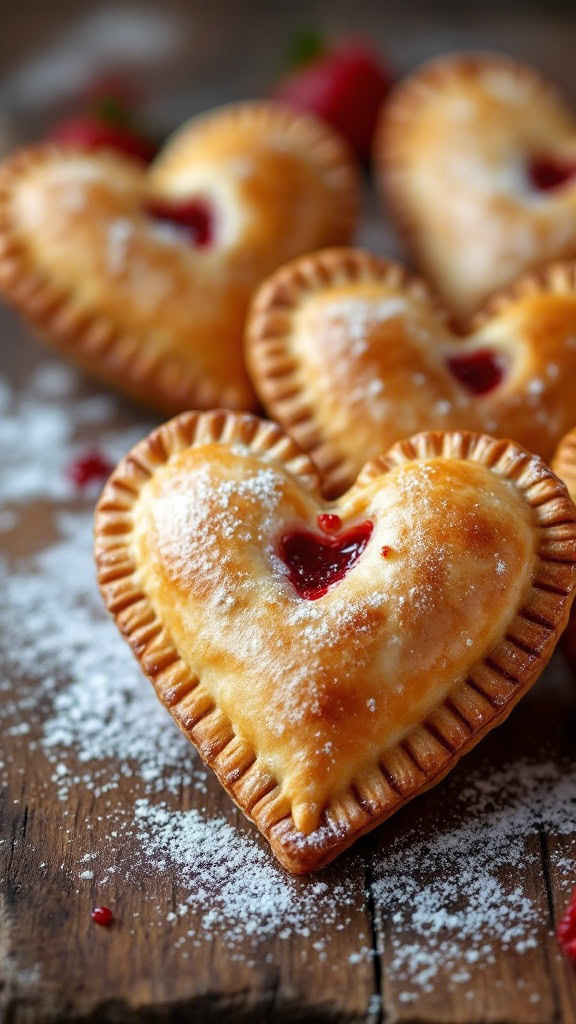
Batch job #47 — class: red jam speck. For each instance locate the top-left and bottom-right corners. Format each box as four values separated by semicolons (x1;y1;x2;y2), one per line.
146;198;213;246
557;888;576;961
280;521;373;600
381;545;391;558
67;449;113;488
446;350;504;396
91;906;114;926
317;513;342;533
529;156;576;192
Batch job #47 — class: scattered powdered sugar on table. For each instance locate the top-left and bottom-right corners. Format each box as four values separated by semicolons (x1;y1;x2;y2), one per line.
0;363;147;504
132;800;360;945
0;364;199;798
105;752;575;985
372;754;576;996
1;363;576;994
2;511;204;798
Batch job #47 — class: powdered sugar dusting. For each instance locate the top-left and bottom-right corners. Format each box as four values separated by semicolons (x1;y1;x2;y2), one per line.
321;296;409;350
0;364;145;504
107;218;134;275
132;800;359;944
1;364;575;999
298;294;414;425
153;461;285;589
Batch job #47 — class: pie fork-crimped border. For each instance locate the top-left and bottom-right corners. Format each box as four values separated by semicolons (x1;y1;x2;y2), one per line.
245;246;576;499
0;101;359;415
95;411;576;872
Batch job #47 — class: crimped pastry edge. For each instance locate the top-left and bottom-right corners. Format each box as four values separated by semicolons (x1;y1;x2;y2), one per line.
373;52;574;319
246;245;576;498
95;411;576;872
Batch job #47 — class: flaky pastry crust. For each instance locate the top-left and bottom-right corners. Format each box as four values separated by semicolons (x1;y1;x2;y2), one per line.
95;411;576;872
0;103;358;413
247;248;576;496
551;426;576;667
376;54;576;319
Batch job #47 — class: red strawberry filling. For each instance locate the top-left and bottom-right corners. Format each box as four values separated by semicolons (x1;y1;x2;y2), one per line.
145;198;213;247
529;156;576;191
446;350;505;396
557;888;576;961
280;521;373;600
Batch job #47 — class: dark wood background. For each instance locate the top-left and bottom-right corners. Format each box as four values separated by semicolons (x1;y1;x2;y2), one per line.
2;2;576;1022
2;0;576;146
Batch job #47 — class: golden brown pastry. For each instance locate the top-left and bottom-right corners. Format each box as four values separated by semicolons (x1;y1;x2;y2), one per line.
247;248;576;497
376;54;576;319
0;103;358;413
95;410;576;872
551;426;576;667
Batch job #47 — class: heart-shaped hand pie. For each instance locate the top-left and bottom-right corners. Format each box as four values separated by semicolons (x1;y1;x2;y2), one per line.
376;54;576;318
0;103;357;413
95;410;576;872
247;248;576;497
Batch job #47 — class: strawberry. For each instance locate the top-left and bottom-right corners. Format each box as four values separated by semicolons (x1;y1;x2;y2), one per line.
49;71;157;163
50;115;156;163
273;35;392;160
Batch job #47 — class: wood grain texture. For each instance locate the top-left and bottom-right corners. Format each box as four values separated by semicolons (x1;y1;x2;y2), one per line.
2;3;576;1019
0;783;375;1024
369;671;576;1024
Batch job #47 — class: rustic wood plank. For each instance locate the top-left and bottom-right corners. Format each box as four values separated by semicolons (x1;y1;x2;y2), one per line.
0;767;377;1022
3;5;576;1019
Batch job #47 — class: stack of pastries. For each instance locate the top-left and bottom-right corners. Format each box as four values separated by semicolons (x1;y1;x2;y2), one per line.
4;54;576;872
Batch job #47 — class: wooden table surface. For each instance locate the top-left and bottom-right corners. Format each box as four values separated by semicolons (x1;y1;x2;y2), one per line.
2;4;576;1022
